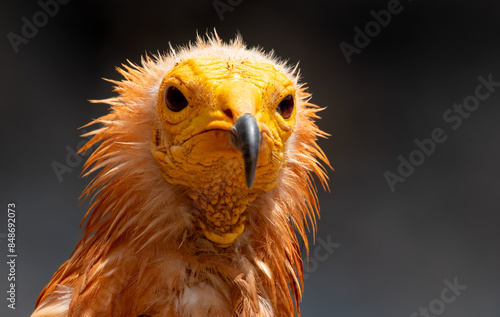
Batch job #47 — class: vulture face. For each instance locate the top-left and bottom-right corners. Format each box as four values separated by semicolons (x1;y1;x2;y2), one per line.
152;57;298;247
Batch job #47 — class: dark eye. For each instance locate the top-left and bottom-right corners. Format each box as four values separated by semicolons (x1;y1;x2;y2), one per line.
276;94;294;119
165;86;188;112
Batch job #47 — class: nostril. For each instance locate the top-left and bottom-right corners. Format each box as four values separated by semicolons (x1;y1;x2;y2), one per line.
223;109;234;119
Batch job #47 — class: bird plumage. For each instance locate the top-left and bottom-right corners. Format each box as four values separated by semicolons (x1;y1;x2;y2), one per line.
32;33;330;317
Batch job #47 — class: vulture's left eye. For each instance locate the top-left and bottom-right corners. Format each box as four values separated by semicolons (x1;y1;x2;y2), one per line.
165;86;188;112
276;95;294;119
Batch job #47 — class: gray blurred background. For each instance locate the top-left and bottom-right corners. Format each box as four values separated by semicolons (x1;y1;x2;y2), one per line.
1;0;500;316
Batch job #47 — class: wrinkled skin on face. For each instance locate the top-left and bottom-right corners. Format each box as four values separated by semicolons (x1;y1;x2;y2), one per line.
152;57;297;247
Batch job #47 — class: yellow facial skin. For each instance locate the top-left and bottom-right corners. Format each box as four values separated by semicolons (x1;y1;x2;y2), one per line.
152;57;297;247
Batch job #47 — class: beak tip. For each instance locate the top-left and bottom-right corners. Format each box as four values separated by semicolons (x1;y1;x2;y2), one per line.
246;175;255;189
232;113;260;190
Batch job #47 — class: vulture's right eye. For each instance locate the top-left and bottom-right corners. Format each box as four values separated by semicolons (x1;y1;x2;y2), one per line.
165;86;188;112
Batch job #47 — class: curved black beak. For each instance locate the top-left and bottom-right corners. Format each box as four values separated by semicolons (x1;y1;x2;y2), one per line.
231;113;261;188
